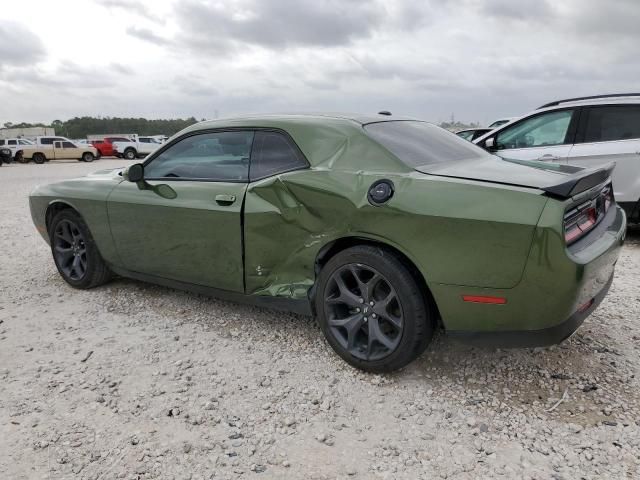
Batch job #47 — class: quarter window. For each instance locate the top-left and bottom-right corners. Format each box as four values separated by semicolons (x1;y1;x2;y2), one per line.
8;140;17;145
144;131;253;182
496;110;574;149
250;131;307;181
583;105;640;143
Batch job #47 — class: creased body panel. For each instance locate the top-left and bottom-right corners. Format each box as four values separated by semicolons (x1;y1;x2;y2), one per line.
243;169;548;299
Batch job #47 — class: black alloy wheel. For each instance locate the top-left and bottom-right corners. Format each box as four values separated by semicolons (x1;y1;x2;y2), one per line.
49;210;112;289
325;263;403;361
53;219;88;281
315;245;434;372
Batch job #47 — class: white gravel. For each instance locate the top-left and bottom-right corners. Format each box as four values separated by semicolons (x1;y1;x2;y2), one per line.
1;159;639;479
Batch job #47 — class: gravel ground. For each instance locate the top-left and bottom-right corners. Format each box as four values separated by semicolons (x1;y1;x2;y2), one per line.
1;159;639;480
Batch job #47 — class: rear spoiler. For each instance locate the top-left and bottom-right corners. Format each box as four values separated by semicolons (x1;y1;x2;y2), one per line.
542;162;615;199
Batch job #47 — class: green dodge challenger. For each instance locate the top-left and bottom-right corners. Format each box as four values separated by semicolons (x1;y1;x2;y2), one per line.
30;114;626;372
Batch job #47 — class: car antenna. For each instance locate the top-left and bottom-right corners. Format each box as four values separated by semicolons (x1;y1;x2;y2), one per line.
378;110;392;116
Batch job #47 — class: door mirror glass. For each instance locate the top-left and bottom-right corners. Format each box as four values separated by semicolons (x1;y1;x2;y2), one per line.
126;163;144;183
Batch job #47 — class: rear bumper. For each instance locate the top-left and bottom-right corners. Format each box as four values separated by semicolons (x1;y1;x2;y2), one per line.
449;271;614;348
435;204;626;345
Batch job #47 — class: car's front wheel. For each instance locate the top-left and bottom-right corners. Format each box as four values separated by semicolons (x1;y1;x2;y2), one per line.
315;245;434;373
50;210;112;289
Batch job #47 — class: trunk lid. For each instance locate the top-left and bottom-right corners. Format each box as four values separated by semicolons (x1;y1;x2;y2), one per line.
415;156;615;199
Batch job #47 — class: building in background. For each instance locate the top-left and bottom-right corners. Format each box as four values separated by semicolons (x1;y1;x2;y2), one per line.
0;127;55;139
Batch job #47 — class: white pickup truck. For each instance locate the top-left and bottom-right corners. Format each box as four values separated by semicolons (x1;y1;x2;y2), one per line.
0;138;35;161
18;136;99;164
113;136;163;160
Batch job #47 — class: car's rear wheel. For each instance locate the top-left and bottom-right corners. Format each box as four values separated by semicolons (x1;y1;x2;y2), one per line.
82;152;95;162
124;149;136;160
33;153;46;164
50;210;112;289
315;245;434;372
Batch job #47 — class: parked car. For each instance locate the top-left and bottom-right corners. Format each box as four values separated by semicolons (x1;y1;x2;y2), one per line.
29;114;625;372
488;117;515;128
474;93;640;222
0;137;35;161
0;147;11;165
91;137;132;157
19;137;98;163
113;136;163;159
456;128;493;142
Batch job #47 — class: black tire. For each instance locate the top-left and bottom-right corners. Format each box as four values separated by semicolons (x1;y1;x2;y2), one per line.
33;153;46;164
315;245;434;373
124;148;137;160
16;151;27;163
82;152;95;162
49;210;112;289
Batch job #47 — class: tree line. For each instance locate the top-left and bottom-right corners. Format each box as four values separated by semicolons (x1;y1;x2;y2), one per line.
2;117;201;138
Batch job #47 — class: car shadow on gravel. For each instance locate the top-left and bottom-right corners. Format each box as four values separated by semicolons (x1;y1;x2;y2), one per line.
96;266;638;427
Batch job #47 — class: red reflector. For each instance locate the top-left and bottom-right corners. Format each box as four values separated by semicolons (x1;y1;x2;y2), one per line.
462;295;507;304
577;298;594;313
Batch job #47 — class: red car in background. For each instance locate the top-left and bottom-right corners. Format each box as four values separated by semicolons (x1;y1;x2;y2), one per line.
91;137;131;157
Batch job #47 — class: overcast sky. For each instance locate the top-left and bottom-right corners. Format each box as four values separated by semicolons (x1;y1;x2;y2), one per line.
1;0;638;126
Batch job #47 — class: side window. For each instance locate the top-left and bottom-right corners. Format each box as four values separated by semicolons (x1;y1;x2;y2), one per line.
62;141;75;148
250;131;308;181
496;110;574;150
8;140;17;145
456;131;474;141
583;105;640;143
144;131;254;181
0;140;4;145
40;138;53;145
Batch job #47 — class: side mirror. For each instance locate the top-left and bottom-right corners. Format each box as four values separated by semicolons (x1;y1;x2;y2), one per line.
484;137;496;150
126;163;144;183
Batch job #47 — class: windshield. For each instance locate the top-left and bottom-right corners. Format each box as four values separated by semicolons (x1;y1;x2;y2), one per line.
364;121;488;167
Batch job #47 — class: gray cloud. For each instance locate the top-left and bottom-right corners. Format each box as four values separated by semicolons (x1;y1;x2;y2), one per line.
0;21;46;68
96;0;158;20
478;0;554;21
173;0;427;53
126;26;170;46
2;0;640;126
571;0;640;39
2;61;117;90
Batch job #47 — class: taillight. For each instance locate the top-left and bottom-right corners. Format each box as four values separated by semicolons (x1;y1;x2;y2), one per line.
564;184;613;245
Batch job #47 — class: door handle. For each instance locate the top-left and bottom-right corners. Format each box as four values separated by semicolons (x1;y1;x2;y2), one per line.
215;194;236;205
537;154;560;161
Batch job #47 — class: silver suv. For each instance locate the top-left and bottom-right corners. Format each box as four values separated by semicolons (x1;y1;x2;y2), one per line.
474;93;640;222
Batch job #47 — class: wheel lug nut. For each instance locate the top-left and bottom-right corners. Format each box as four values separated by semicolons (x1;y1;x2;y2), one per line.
369;301;374;306
372;313;377;319
363;317;368;322
359;298;364;304
355;308;361;313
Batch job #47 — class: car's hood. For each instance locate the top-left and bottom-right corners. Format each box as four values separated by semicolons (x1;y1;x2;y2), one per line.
415;156;615;198
415;156;582;190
